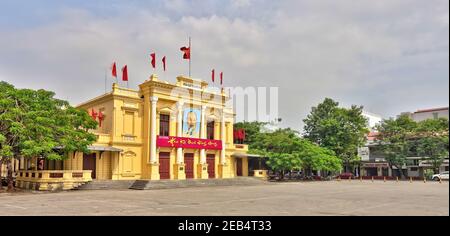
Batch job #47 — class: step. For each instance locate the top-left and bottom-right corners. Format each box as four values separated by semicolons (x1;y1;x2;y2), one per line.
129;177;269;190
75;180;135;190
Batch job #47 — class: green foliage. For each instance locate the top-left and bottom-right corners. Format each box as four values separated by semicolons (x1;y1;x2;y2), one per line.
375;115;417;176
294;139;341;173
0;81;97;162
416;118;448;133
376;115;449;177
415;118;449;173
424;169;434;179
303;98;369;170
238;124;341;176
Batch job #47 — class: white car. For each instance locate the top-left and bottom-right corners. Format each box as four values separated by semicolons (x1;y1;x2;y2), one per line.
432;171;449;181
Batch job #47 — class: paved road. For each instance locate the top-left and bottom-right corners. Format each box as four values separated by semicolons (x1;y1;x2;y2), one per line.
0;181;448;216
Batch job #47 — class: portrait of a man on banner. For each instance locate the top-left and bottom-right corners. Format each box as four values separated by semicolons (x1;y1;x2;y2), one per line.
183;109;200;138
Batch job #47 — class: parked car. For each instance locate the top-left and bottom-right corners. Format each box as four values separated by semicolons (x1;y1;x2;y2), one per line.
432;171;449;181
338;172;354;179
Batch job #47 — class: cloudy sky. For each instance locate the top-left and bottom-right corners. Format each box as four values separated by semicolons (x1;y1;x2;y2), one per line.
0;0;448;131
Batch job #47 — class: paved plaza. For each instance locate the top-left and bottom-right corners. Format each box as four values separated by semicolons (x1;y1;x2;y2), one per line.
0;181;448;216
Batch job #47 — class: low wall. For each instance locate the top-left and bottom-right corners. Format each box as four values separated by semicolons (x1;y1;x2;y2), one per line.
16;170;92;191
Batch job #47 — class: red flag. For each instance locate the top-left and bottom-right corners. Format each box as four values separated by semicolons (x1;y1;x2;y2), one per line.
111;62;117;78
90;108;98;120
150;53;156;68
98;112;104;127
121;65;128;81
180;46;190;59
211;69;215;82
162;56;166;71
220;72;223;85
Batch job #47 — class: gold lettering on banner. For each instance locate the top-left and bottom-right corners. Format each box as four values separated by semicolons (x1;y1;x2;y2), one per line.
159;136;221;149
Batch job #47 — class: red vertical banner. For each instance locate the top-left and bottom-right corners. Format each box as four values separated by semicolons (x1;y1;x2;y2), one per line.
162;56;166;71
121;65;128;81
98;112;104;127
211;69;215;82
111;62;117;78
90;108;98;120
220;72;223;85
150;53;156;69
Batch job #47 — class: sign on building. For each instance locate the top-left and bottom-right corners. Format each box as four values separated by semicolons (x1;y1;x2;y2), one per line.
358;147;370;161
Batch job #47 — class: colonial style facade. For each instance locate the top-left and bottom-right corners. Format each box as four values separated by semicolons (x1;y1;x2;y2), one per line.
63;75;248;181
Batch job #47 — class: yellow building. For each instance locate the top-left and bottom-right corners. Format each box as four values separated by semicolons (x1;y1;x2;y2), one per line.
63;75;248;180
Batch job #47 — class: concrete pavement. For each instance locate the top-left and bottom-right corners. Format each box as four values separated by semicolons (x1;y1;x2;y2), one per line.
0;181;448;216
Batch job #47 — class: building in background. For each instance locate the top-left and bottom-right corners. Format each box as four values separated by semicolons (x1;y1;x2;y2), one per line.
359;107;449;178
362;111;383;131
400;107;449;122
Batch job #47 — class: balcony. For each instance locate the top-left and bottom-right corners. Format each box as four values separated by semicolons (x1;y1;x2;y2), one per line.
95;133;112;144
15;170;92;191
228;143;249;152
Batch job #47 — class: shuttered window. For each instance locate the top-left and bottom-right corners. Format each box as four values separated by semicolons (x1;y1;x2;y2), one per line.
207;121;215;140
159;114;170;136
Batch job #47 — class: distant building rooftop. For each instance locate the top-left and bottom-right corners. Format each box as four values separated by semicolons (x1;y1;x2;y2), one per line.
414;107;448;114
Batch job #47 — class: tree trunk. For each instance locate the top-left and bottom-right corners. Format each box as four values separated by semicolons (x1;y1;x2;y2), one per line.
7;159;14;191
394;165;405;180
434;167;440;175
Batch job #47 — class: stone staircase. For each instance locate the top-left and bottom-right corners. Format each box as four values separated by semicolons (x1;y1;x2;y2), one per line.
74;177;270;191
129;177;270;190
75;180;135;190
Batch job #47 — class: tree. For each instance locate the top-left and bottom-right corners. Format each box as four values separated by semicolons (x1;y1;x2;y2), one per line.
249;128;341;179
0;81;97;191
254;128;302;179
265;152;302;179
303;98;369;172
375;115;417;179
295;139;342;177
415;118;449;174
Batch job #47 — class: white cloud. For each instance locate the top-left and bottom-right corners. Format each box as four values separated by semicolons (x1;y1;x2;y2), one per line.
231;0;252;8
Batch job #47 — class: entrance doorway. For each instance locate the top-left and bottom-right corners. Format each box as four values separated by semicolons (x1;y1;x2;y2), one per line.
159;152;170;179
366;167;378;176
184;153;194;179
83;153;97;179
206;154;215;178
236;158;243;177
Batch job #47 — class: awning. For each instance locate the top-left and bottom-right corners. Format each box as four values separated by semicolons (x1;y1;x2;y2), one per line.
231;153;261;158
361;162;390;168
88;146;123;152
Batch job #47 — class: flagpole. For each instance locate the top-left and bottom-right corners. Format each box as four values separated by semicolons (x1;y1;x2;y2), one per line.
116;66;119;85
104;68;107;94
189;36;191;78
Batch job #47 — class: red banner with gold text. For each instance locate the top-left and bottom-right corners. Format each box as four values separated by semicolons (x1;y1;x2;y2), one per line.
156;136;222;150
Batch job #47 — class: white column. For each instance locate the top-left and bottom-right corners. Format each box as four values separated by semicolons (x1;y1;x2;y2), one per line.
176;100;184;163
220;110;226;164
150;96;158;163
200;105;207;164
